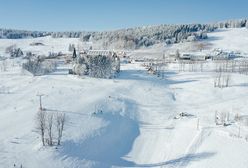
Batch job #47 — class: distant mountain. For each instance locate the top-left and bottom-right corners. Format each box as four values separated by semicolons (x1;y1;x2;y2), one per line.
0;18;247;49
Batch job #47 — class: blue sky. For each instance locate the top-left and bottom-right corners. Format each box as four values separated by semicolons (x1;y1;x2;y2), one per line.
0;0;247;31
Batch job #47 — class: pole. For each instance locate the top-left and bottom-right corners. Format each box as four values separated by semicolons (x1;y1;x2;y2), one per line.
37;94;44;110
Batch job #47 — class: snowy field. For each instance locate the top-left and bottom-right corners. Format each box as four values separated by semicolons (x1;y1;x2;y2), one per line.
0;36;82;56
0;28;248;168
207;28;248;53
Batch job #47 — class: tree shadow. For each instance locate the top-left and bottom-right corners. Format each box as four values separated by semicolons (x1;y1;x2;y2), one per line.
129;152;216;167
44;108;89;116
207;36;224;41
231;83;248;87
118;69;197;86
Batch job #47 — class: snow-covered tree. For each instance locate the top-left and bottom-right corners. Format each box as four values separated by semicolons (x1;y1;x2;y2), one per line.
22;58;57;76
175;50;180;60
88;55;113;78
5;45;24;58
10;48;23;58
1;18;247;49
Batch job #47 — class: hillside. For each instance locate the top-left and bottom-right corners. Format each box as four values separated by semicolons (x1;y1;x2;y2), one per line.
0;18;247;50
0;28;248;168
207;28;248;53
130;28;248;59
1;28;247;58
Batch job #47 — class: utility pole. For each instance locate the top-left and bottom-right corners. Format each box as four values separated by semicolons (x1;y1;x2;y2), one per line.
37;94;45;110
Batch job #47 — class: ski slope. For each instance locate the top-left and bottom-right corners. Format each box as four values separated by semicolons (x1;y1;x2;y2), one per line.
207;28;248;53
0;28;248;168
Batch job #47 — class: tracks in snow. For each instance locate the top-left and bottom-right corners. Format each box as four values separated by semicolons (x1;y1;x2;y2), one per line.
172;128;212;168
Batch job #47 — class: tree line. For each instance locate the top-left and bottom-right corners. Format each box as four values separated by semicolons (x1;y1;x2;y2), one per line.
0;18;247;49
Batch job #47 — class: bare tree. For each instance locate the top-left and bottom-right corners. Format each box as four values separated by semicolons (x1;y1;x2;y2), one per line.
175;49;180;60
234;113;240;121
225;74;230;87
215;111;218;124
22;58;57;76
46;113;54;146
195;42;205;51
215;111;230;126
214;64;231;88
220;112;226;126
36;110;47;146
0;60;7;72
56;112;66;145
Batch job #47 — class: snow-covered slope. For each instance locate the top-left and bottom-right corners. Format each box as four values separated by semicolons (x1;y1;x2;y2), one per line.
1;60;248;168
0;36;82;56
0;28;248;168
129;28;248;60
0;28;247;59
207;28;248;53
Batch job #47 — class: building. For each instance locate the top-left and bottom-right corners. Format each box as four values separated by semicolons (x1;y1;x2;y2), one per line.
179;53;208;61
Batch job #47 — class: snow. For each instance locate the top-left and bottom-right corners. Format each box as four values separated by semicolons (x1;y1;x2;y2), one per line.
207;28;248;53
0;28;248;168
130;28;248;60
0;36;82;56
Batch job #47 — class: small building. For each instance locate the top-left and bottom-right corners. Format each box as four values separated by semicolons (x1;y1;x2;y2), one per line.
179;53;208;61
86;50;114;57
180;54;191;60
190;54;207;61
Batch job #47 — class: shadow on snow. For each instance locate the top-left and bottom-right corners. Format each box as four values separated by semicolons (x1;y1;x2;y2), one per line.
59;113;140;167
118;69;197;85
130;152;216;167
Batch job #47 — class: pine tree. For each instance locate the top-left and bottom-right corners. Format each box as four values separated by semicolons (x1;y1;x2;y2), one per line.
72;48;77;60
